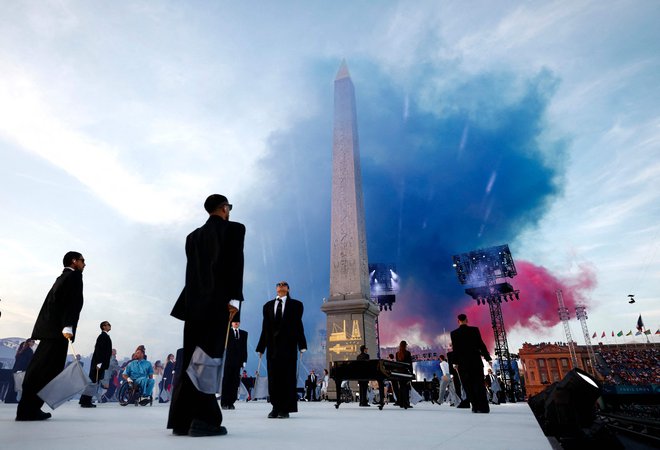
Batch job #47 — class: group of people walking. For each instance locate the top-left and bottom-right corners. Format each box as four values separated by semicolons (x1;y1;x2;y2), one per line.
12;192;495;440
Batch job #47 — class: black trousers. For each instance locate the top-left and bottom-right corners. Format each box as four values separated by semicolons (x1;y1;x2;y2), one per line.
358;380;368;405
221;363;241;406
458;364;489;412
398;381;410;407
167;320;225;430
266;356;298;413
80;366;105;405
17;337;68;417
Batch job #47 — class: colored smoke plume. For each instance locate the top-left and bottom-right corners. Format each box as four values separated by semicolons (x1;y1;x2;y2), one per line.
377;260;597;353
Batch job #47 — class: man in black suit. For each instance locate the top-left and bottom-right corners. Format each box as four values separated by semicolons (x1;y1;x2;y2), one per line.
221;320;248;410
79;321;112;407
450;313;492;414
305;369;318;401
167;194;245;437
356;345;370;406
256;281;307;419
16;251;86;421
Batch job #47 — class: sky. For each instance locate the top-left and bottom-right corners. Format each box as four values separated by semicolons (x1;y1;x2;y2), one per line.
0;1;658;374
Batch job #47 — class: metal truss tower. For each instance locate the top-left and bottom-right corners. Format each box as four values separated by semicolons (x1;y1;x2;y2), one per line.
485;292;516;403
556;290;578;367
575;305;597;375
452;244;520;403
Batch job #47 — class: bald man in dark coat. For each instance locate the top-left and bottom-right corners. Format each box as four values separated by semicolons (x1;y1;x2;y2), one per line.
167;194;245;437
79;321;112;407
17;251;86;421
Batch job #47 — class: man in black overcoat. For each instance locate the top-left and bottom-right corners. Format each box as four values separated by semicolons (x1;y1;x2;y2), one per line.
450;313;492;414
256;281;307;419
16;251;86;421
221;320;248;409
79;321;112;407
356;345;370;406
167;194;245;437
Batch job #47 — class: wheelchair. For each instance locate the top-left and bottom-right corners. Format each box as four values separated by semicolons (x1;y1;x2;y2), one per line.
118;380;153;407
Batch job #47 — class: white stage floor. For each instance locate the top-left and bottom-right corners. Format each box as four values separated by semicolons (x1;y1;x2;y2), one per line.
0;400;551;450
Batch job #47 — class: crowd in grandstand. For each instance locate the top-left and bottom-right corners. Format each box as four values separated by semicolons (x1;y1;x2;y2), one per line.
597;347;660;385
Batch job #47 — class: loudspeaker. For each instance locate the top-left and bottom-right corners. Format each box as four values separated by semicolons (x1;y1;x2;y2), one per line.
529;368;601;438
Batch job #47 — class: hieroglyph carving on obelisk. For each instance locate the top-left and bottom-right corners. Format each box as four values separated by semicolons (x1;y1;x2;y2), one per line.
329;61;370;300
322;61;379;372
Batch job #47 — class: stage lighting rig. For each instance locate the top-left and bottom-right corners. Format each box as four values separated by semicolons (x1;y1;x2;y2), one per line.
451;244;521;403
369;263;399;311
370;263;399;359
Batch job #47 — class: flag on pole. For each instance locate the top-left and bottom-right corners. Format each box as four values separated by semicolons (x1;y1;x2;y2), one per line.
601;331;606;338
644;330;651;335
592;332;597;338
626;330;633;336
617;331;623;337
635;331;642;336
636;315;644;332
656;329;660;335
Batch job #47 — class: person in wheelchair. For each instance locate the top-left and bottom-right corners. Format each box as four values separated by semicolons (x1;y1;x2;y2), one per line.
123;348;154;405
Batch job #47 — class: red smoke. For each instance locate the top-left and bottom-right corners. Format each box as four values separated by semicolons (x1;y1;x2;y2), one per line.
456;260;597;351
378;260;597;352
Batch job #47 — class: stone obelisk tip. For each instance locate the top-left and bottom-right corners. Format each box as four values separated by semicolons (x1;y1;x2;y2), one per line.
335;59;350;81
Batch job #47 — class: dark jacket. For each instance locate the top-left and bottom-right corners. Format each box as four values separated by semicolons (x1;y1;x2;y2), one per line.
171;216;245;323
255;297;307;359
31;269;84;342
356;352;370;361
256;296;307;413
12;347;34;372
226;328;248;367
89;331;112;380
450;324;491;367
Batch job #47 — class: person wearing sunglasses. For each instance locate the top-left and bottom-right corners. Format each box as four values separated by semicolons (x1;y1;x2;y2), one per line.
256;281;308;419
168;194;245;437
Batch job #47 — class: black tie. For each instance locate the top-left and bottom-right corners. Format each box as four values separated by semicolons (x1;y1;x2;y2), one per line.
234;329;239;340
275;298;283;323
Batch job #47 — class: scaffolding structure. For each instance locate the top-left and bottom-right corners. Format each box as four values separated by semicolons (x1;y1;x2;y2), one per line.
452;244;520;402
575;305;597;376
556;290;578;367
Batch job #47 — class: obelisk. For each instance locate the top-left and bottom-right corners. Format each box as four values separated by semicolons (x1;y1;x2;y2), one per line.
321;61;379;383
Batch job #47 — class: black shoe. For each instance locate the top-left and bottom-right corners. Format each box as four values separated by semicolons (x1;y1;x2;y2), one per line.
457;401;470;409
172;428;188;436
268;410;278;418
188;419;228;437
359;403;370;407
221;405;228;410
80;403;96;408
472;409;490;413
16;410;52;421
228;404;235;410
277;412;289;418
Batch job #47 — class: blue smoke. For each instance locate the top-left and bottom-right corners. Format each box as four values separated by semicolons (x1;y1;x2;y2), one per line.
239;61;566;371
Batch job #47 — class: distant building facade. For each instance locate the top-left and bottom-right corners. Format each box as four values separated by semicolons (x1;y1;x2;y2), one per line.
519;342;595;397
519;341;659;397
